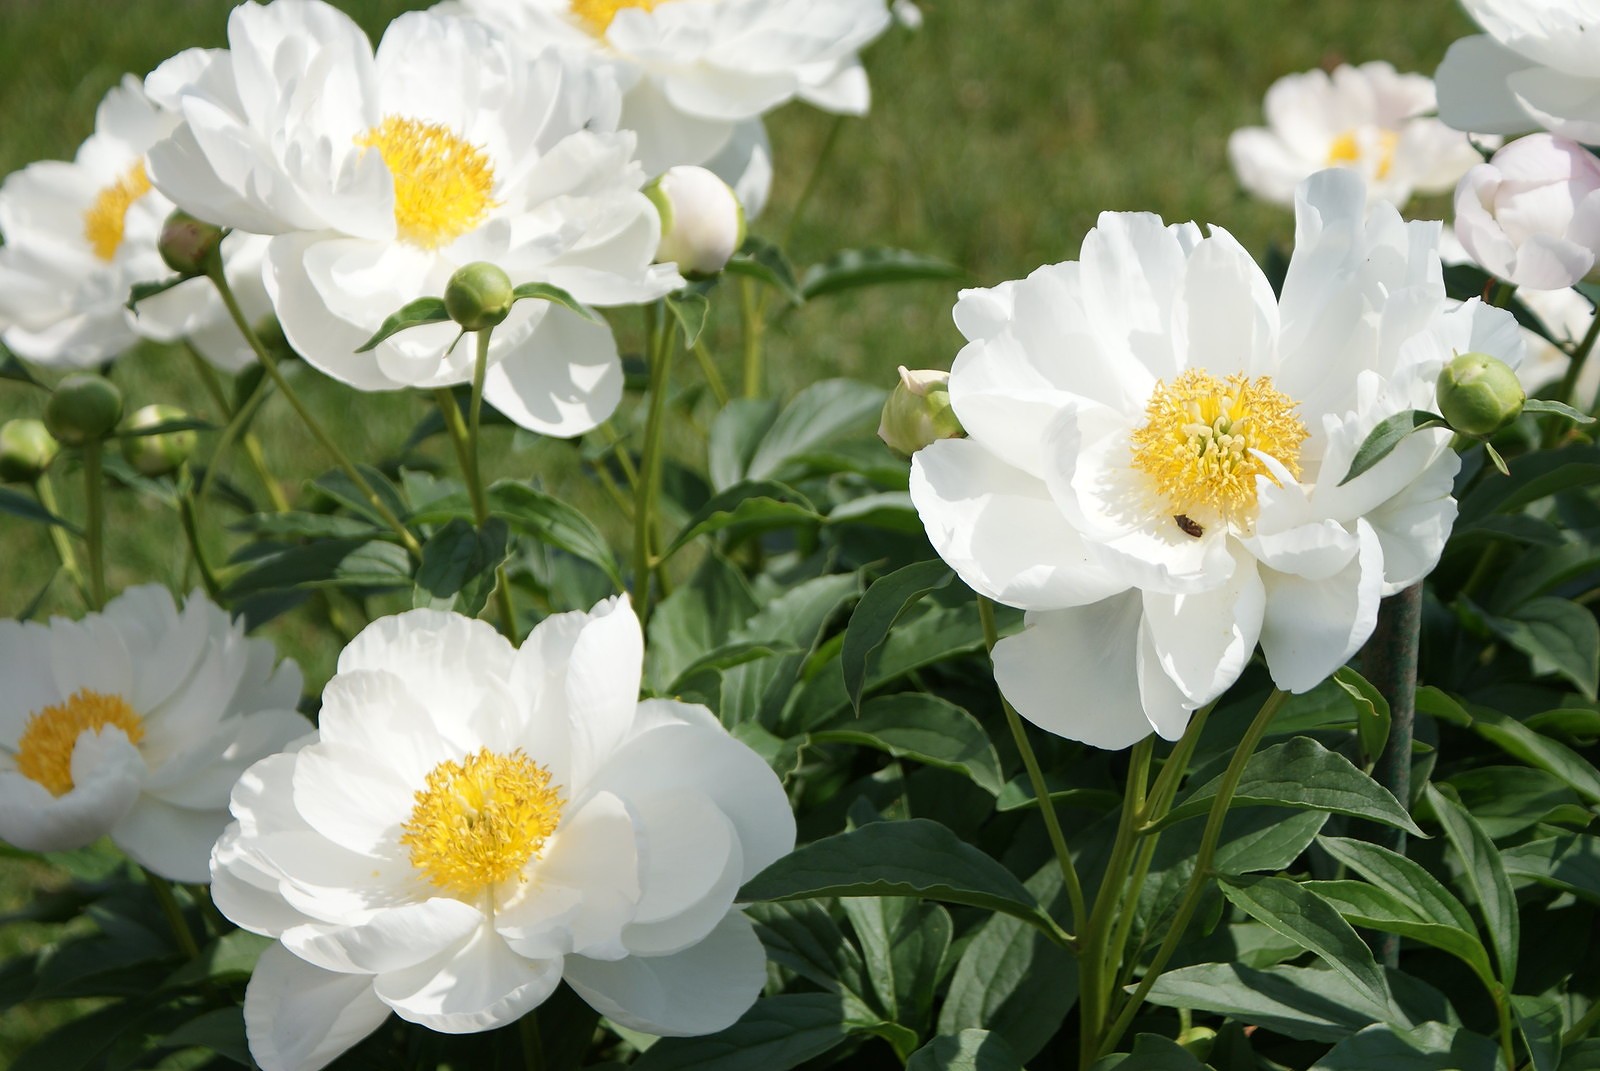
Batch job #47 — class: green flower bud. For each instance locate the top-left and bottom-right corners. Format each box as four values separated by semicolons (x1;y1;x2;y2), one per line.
158;210;226;276
1176;1026;1217;1061
45;374;124;446
878;366;964;457
120;404;198;477
0;418;59;483
646;166;746;279
1437;351;1525;437
445;262;514;332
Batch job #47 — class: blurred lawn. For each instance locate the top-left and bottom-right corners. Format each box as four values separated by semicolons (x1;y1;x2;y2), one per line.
0;0;1476;1060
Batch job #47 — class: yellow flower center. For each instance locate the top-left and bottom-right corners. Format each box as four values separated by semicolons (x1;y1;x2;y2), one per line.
1128;369;1308;528
356;116;498;249
82;161;153;262
400;748;564;898
1326;128;1399;180
570;0;670;35
15;689;145;797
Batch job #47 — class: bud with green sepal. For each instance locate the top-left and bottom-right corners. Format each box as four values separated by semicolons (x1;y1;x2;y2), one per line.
158;210;227;277
878;366;964;457
120;404;199;477
646;166;747;280
1436;351;1526;437
444;262;514;332
0;418;59;483
45;374;124;446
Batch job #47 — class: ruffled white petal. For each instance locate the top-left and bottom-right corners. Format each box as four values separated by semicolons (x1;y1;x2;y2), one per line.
244;943;392;1071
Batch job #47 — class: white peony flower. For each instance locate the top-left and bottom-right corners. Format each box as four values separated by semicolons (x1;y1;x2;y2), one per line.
0;77;270;371
647;164;746;277
1436;0;1600;144
1452;133;1600;291
0;586;310;882
212;596;795;1071
908;169;1524;749
1228;61;1484;210
450;0;893;218
145;0;683;436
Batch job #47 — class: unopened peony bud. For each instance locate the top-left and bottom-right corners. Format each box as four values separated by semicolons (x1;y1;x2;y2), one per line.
158;210;226;276
878;366;963;456
1454;134;1600;290
1437;352;1526;437
646;166;746;279
444;262;514;332
45;374;123;446
120;404;198;476
0;419;59;483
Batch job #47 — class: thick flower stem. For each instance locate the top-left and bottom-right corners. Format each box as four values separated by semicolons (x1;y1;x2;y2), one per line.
633;304;675;621
1362;582;1423;968
33;474;87;605
81;438;107;610
1095;688;1289;1062
184;343;290;512
202;261;422;560
977;597;1086;933
143;868;201;960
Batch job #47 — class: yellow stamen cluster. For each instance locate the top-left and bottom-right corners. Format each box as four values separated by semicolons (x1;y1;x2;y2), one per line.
82;161;152;261
400;748;564;898
356;116;498;249
1326;128;1400;180
15;689;145;797
570;0;668;35
1128;369;1308;526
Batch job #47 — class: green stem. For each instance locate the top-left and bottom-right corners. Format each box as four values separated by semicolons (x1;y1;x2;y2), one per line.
1550;307;1600;445
1562;996;1600;1046
520;1013;546;1071
739;278;764;399
81;438;107;610
691;339;730;407
977;597;1086;935
1362;583;1423;968
198;368;274;504
203;261;421;559
185;343;290;512
632;304;674;620
34;475;87;605
600;421;639;489
1097;688;1289;1060
1079;736;1153;1068
143;868;200;960
178;471;223;600
1497;992;1517;1071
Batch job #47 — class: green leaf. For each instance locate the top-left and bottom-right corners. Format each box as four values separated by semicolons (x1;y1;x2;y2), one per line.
0;349;45;388
224;538;412;597
1501;834;1600;903
415;482;623;588
748;901;872;1000
668;642;799;692
907;1031;1024;1071
840;560;954;713
1463;702;1600;804
813;694;1004;794
801;247;965;300
1457;444;1600;524
1308;1021;1502;1071
645;554;760;691
1333;665;1392;762
746;379;888;481
126;274;188;310
311;465;411;527
1317;836;1477;934
841;896;951;1031
1302;879;1495;987
231;511;382;540
630;993;855;1071
660;480;820;560
0;486;83;535
726;236;804;305
1153;736;1423;836
11;999;164;1071
162;931;273;990
1143;962;1404;1042
708;398;780;490
1480;597;1600;698
1523;398;1598;423
1091;1034;1209;1070
1562;1040;1600;1071
937;863;1076;1063
414;517;510;616
721;573;859;729
161;1006;251;1066
1217;874;1392;1009
666;290;710;347
1513;993;1565;1071
355;295;451;350
1338;410;1448;485
1425;783;1519;987
510;280;598;322
740;819;1065;945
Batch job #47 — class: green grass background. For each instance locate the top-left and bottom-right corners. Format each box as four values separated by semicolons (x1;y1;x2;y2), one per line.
0;0;1477;1060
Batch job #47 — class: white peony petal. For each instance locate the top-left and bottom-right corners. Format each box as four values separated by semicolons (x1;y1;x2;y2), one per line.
1140;547;1265;707
1177;227;1280;378
1436;35;1541;135
0;727;144;853
244;942;391;1071
991;598;1154;750
1260;519;1385;693
565;910;766;1037
373;922;563;1033
110;796;230;882
282;897;484;975
481;305;624;437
